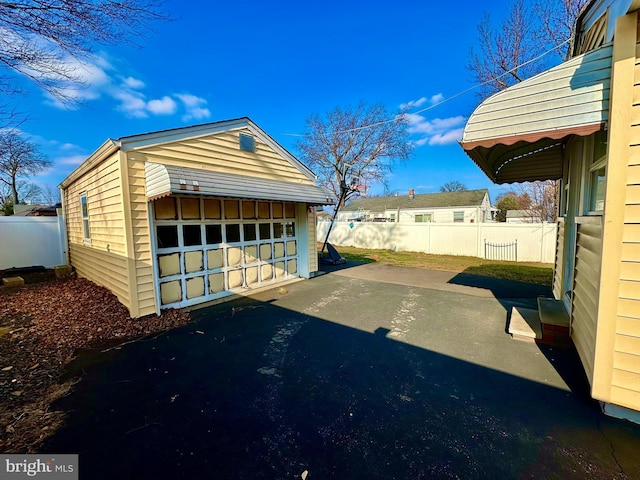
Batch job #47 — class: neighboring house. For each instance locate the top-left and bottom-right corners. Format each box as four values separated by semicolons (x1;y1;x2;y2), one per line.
505;210;539;223
337;189;493;223
461;0;640;421
13;203;61;216
59;118;334;317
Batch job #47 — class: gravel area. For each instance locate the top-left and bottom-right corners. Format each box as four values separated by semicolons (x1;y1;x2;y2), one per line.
0;274;190;452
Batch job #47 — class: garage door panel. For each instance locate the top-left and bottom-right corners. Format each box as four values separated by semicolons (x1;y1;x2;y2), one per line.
153;196;300;309
185;251;203;273
159;253;180;277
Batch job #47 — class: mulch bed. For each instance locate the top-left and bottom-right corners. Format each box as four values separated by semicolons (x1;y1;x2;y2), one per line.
0;274;190;453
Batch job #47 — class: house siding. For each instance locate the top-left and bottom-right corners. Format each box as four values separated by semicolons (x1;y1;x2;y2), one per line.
572;218;603;384
126;156;157;317
308;207;318;273
132;128;314;185
553;218;565;299
592;11;640;410
63;152;132;310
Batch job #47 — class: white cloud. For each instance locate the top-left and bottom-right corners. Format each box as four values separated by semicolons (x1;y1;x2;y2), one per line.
36;53;210;122
112;90;148;118
176;93;212;122
56;154;87;165
400;93;445;111
400;97;428;110
147;96;177;115
122;76;145;89
429;93;444;104
405;114;465;146
428;128;464;145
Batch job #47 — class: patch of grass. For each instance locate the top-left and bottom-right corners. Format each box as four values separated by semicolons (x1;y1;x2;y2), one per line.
332;246;553;286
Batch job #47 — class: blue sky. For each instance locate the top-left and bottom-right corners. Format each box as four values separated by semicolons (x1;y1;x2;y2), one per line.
13;0;537;204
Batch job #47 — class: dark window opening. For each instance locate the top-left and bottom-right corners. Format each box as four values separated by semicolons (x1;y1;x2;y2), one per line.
226;224;241;243
206;224;222;244
183;225;202;246
157;225;178;248
259;223;271;240
243;224;257;241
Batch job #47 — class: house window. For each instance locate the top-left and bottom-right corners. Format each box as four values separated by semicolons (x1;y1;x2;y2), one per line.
453;211;464;223
586;130;607;214
80;193;90;242
389;213;396;222
239;133;255;152
415;213;432;223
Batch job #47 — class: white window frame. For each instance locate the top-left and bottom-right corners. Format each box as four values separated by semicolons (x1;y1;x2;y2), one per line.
80;192;91;243
415;213;432;223
583;130;607;215
453;211;464;223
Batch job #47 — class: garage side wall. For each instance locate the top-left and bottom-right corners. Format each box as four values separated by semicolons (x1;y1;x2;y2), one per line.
124;155;157;317
63;152;132;311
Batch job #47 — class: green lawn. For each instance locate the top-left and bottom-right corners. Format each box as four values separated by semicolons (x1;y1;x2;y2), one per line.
327;245;553;287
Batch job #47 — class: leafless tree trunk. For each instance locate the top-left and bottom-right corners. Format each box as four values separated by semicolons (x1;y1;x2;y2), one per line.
0;131;51;205
297;103;412;208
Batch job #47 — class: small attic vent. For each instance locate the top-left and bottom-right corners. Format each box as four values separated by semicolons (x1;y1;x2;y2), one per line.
239;133;255;152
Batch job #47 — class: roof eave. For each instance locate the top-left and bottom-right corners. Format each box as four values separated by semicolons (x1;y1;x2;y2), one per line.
59;139;120;189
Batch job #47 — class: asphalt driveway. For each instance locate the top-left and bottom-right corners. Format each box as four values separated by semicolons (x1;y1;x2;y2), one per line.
45;263;640;479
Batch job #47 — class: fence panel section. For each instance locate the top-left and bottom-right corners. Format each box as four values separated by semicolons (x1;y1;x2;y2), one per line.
317;221;557;263
0;216;67;269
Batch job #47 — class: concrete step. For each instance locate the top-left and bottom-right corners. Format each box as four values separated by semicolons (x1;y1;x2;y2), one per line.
509;299;572;347
509;307;542;342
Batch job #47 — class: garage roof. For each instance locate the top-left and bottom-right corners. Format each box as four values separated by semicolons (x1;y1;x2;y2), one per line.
145;163;335;205
460;42;612;184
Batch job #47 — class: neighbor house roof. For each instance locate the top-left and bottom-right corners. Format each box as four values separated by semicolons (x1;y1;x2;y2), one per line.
460;42;612;184
341;189;489;212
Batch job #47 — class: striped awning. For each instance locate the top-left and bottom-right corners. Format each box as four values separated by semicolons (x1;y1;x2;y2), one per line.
145;162;335;205
460;43;612;184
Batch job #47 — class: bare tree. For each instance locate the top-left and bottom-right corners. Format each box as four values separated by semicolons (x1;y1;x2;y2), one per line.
39;184;61;204
0;131;51;205
536;0;590;61
440;181;468;192
297;103;412;208
0;0;166;107
495;181;559;222
519;180;559;222
468;0;587;100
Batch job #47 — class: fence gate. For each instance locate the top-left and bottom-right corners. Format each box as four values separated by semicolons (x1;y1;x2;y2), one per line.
484;239;517;261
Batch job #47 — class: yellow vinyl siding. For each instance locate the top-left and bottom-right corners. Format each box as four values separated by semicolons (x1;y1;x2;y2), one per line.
127;157;156;317
571;219;603;384
610;14;640;407
593;11;640;410
63;152;132;311
308;206;318;273
553;218;565;299
134;129;314;185
68;241;130;307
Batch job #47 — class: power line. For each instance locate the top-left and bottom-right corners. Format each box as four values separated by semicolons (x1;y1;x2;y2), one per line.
281;38;571;138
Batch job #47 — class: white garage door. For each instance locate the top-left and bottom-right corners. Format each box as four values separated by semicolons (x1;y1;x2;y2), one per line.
152;195;299;309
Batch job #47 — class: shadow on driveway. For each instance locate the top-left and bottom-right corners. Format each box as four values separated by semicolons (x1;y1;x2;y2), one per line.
44;271;640;479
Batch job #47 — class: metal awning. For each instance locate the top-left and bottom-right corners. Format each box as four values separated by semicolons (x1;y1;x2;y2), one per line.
460;43;612;184
145;162;335;205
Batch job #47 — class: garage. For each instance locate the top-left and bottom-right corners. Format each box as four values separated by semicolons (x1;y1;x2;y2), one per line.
60;117;334;317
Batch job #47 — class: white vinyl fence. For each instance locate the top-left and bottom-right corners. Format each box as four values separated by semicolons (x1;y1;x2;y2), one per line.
318;221;558;263
0;216;67;270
